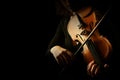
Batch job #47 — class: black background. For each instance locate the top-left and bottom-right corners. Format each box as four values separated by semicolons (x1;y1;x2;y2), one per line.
2;0;120;79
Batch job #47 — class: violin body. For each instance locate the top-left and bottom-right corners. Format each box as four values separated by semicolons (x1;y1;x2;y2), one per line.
82;35;112;64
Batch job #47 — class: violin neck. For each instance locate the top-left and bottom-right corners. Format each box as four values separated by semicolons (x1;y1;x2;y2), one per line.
86;39;103;66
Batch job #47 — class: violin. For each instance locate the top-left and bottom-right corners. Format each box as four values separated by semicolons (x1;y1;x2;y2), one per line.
74;8;112;67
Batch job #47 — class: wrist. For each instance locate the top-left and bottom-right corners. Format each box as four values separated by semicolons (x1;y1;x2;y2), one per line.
50;45;66;58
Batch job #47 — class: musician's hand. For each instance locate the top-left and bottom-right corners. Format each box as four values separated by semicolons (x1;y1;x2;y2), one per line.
56;50;73;66
50;46;73;66
87;60;109;77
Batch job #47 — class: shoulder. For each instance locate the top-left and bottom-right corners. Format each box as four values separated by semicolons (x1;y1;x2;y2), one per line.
61;16;71;22
57;15;71;27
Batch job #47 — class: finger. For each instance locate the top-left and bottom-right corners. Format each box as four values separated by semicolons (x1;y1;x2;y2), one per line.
63;51;73;64
90;64;98;77
87;60;95;76
57;52;72;66
57;54;65;66
61;52;70;65
66;50;73;57
94;66;100;75
104;64;109;68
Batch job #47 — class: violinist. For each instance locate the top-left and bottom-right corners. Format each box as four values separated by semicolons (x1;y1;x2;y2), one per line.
46;0;112;80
